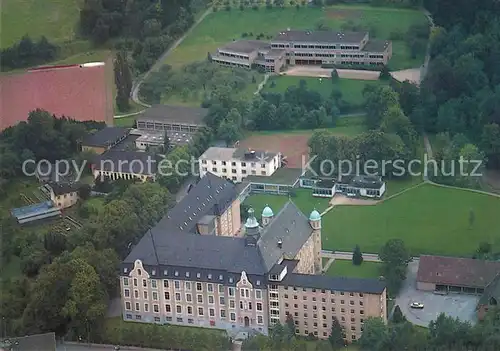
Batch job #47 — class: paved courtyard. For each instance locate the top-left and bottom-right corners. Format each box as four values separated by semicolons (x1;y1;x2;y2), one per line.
395;260;479;327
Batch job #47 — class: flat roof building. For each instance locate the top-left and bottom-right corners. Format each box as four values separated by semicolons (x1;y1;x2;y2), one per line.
136;105;208;145
212;29;392;73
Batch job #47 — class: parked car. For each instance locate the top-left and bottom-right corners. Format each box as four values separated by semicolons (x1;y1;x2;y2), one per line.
410;302;424;309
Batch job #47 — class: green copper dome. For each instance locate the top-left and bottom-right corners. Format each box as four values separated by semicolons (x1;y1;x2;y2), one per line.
309;209;321;221
245;208;259;228
262;205;274;218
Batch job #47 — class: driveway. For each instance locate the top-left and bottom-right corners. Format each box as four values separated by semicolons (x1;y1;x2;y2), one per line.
395;260;479;327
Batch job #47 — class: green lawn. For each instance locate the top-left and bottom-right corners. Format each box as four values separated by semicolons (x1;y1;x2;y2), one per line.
248;114;367;137
1;0;81;48
244;188;330;220
165;5;428;70
384;177;423;197
263;76;388;105
322;183;500;255
326;260;383;279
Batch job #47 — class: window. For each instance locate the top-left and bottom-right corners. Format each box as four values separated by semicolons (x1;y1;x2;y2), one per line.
255;290;262;299
341;300;345;305
142;279;147;287
123;278;129;286
197;283;202;291
248;302;252;310
198;307;204;316
219;285;224;293
209;308;215;317
220;296;225;305
207;284;213;292
163;280;169;288
186;293;192;302
240;301;244;309
341;308;345;313
144;303;149;312
143;291;148;299
134;278;138;287
359;293;364;298
257;302;262;311
360;310;364;315
350;301;354;305
221;309;226;318
175;293;181;301
124;289;130;298
135;303;140;311
154;317;160;322
241;162;246;167
165;304;171;313
151;280;157;289
154;304;159;313
208;295;214;304
257;315;263;324
125;302;131;310
176;305;182;314
229;287;235;296
229;300;235;309
174;281;180;290
360;301;364;306
136;315;142;320
230;312;236;321
197;295;203;303
240;289;245;298
185;282;191;290
164;292;170;300
304;305;308;310
197;273;201;278
187;306;193;315
349;292;354;297
152;292;158;300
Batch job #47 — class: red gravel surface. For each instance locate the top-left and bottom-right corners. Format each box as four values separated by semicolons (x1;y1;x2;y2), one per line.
0;63;113;130
239;133;310;169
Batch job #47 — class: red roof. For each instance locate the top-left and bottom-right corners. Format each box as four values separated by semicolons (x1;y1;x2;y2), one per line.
417;255;500;289
0;63;113;130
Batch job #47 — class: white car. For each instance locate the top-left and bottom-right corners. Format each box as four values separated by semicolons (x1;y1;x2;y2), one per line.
410;302;424;309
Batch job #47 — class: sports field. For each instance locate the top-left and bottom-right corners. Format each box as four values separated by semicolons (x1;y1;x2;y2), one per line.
322;184;500;255
1;0;80;48
326;260;383;279
165;5;428;70
263;76;388;105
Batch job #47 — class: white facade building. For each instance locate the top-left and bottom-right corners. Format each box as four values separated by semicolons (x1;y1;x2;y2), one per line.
199;147;282;183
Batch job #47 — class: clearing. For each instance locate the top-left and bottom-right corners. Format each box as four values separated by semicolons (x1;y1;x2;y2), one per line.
243;189;330;219
262;75;388;105
165;5;428;70
1;0;81;48
240;115;366;168
326;260;383;279
322;183;500;255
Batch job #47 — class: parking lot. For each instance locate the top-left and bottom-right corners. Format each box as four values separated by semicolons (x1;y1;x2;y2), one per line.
395;260;479;327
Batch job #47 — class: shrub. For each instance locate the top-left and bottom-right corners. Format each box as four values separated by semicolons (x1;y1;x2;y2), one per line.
240;4;244;11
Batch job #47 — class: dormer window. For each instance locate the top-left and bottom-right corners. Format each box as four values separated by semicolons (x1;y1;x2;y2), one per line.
269;274;279;281
257;280;261;286
138;269;142;276
219;275;223;281
163;270;168;275
229;277;233;283
124;268;128;273
175;271;179;276
197;273;201;278
152;269;156;275
186;272;190;278
208;274;212;280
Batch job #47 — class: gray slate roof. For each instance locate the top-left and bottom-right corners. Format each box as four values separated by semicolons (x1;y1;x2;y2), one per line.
258;201;313;271
273;30;367;44
82;126;129;147
280;274;386;294
157;172;238;232
47;181;81;196
138;105;208;125
219;40;269;54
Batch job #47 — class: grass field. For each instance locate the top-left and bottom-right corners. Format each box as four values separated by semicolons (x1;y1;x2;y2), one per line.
165;5;428;70
326;260;383;279
322;183;500;255
244;188;330;219
263;76;388;105
1;0;80;48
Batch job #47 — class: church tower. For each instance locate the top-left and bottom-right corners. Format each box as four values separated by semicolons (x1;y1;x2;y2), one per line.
244;207;260;246
309;209;322;273
261;204;274;227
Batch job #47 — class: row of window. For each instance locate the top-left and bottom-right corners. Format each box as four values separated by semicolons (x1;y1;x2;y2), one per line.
297;328;358;341
124;303;265;324
217;52;249;60
271;44;362;50
284;295;365;306
202;159;268;168
124;274;262;289
281;286;364;297
203;167;267;176
289;308;365;318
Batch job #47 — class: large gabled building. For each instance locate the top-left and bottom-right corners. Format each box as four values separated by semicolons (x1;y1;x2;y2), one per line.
119;173;387;341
